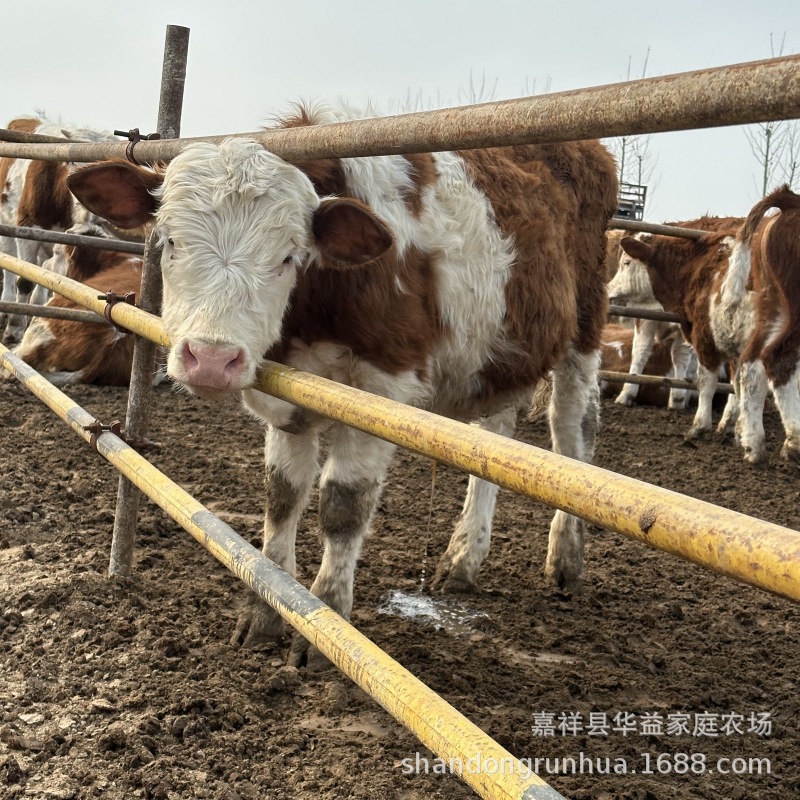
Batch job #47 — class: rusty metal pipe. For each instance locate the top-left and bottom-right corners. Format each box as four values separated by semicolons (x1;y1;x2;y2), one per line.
599;370;734;394
0;300;105;324
0;223;144;255
0;55;798;163
607;305;683;323
609;218;708;240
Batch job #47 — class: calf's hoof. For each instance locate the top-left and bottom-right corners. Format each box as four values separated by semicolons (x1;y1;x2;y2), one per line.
614;395;635;407
780;441;800;468
544;560;583;595
716;422;735;439
230;594;284;647
685;425;709;441
288;633;332;672
430;557;478;595
742;445;767;465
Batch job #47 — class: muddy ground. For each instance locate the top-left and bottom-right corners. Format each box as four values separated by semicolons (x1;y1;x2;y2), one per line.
1;376;798;800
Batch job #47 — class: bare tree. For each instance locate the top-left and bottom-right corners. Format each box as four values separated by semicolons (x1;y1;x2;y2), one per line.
745;33;800;196
603;49;659;215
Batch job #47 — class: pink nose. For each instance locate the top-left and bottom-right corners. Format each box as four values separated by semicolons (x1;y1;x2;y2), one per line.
179;341;246;389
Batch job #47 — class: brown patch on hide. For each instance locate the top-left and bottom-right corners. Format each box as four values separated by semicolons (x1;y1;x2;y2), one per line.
265;467;301;525
319;480;381;540
266;244;443;378
17;160;72;229
17;256;143;386
458;141;618;406
0;118;41;206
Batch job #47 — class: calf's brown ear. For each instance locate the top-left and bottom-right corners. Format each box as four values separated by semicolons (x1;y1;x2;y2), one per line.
67;161;162;229
620;236;654;263
312;197;394;268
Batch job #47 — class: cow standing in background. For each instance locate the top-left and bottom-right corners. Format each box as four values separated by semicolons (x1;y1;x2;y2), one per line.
0;118;120;343
11;224;157;387
607;216;742;410
68;101;618;664
619;186;800;465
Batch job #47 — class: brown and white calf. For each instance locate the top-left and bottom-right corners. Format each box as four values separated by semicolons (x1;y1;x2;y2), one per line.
68;102;618;660
729;186;800;465
607;217;741;410
0;119;120;343
13;224;149;386
619;187;800;465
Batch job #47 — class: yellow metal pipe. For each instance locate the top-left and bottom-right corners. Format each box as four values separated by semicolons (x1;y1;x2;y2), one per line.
0;343;562;800
0;253;169;347
255;362;800;603
4;251;799;602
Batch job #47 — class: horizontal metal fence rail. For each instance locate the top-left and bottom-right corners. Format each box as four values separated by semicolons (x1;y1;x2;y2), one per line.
0;223;145;255
608;218;707;240
607;305;683;323
0;344;560;800
0;56;798;164
0;300;104;324
2;250;798;603
599;370;734;394
0;127;94;144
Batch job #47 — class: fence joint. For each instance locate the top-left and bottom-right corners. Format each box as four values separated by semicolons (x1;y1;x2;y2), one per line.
98;291;136;333
114;128;162;166
83;419;160;454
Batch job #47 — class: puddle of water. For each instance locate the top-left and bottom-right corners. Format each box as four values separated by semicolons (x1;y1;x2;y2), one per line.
378;589;490;637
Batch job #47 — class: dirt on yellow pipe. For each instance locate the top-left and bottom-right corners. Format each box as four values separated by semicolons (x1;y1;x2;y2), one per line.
0;343;563;800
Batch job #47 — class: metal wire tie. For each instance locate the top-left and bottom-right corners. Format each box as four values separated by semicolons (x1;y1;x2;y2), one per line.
114;128;162;166
82;420;160;454
98;291;136;334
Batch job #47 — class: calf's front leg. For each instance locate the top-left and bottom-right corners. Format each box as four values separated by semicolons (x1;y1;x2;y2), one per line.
288;423;395;669
231;420;320;647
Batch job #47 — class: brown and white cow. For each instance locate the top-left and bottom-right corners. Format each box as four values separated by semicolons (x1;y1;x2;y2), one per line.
619;186;800;465
11;224;156;386
0;119;120;343
727;186;800;465
68;102;618;662
607;216;742;410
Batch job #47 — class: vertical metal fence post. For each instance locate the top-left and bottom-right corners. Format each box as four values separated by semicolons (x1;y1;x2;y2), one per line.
108;25;189;577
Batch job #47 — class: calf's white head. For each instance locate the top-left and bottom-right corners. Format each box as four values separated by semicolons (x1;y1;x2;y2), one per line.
607;232;658;305
68;140;393;398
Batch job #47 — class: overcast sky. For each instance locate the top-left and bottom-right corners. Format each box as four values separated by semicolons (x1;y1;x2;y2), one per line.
2;1;798;222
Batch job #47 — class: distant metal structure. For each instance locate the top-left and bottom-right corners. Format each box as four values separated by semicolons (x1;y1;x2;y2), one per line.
616;181;648;220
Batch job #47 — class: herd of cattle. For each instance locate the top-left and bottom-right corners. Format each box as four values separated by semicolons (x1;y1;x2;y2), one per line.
0;111;798;651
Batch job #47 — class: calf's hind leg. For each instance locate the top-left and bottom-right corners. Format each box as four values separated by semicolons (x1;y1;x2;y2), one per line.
544;346;600;594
